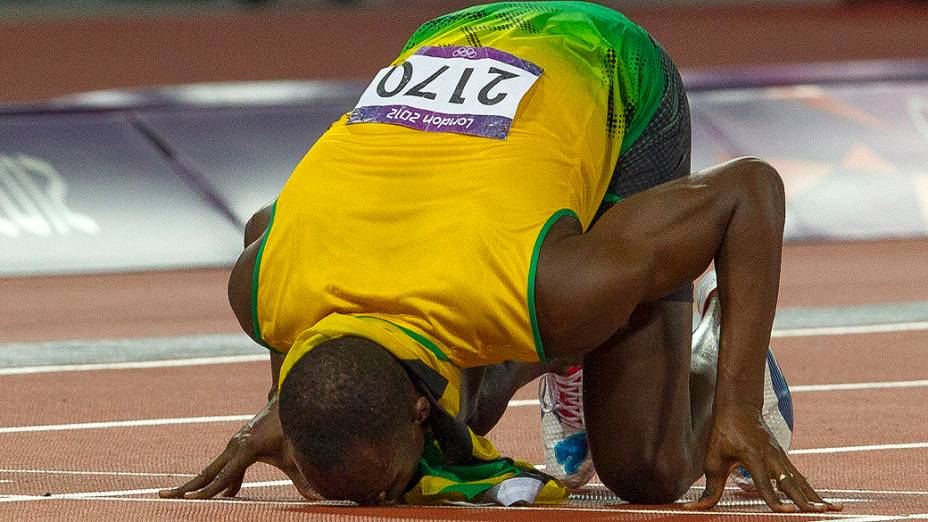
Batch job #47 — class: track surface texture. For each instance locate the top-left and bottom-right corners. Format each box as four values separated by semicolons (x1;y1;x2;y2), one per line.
2;240;928;520
2;1;926;103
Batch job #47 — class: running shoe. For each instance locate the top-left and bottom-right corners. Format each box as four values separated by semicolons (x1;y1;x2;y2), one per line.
539;366;595;488
695;271;794;492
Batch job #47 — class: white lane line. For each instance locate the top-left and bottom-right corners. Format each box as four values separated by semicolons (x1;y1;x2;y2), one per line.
792;442;928;455
810;513;902;522
689;484;928;497
0;415;253;434
0;487;164;502
771;321;928;338
2;375;926;434
0;355;267;376
508;378;928;410
820;488;928;496
3;318;927;378
1;473;922;515
56;494;876;510
488;505;862;518
792;380;928;392
0;489;872;517
49;496;315;506
0;479;293;503
0;468;193;478
4;469;925;498
1;491;876;517
719;497;868;506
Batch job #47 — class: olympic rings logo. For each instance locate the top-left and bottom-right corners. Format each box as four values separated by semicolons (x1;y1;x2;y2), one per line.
452;47;479;59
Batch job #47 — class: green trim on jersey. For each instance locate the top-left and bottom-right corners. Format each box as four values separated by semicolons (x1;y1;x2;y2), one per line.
251;202;280;352
528;208;578;363
358;316;451;362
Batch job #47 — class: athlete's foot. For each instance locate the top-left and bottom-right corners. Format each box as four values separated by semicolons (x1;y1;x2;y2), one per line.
695;270;794;493
539;366;595;488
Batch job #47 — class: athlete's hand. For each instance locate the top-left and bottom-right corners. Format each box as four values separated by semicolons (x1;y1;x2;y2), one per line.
158;396;320;501
684;404;842;513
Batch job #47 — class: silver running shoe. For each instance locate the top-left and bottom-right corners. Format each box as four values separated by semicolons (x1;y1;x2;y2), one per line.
695;270;794;492
538;366;595;488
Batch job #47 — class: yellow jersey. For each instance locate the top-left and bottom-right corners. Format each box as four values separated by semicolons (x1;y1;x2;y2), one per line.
254;2;660;366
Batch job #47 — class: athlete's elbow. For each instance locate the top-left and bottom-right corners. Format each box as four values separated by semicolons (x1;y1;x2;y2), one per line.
541;260;647;357
735;157;785;208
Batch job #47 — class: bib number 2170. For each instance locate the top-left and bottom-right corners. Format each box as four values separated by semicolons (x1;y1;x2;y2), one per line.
347;46;543;140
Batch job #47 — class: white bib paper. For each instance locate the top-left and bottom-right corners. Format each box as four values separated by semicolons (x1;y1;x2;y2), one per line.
347;46;543;139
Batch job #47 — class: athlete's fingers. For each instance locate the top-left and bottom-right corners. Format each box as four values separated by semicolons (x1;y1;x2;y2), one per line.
768;453;826;513
744;459;795;513
184;455;250;500
763;447;823;511
776;472;826;512
682;464;730;510
221;471;245;498
158;452;231;498
279;465;322;501
781;458;843;511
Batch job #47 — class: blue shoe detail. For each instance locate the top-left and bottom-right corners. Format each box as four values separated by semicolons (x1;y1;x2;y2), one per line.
553;432;588;475
737;465;753;481
767;350;794;432
734;349;794;487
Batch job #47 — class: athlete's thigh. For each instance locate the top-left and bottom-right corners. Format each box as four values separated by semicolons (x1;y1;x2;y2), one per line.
582;299;698;499
467;358;577;435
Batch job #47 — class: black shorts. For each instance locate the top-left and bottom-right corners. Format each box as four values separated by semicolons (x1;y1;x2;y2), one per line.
595;41;692;220
596;43;693;303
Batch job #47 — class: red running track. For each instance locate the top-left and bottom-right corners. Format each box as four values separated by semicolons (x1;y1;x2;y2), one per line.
1;240;927;520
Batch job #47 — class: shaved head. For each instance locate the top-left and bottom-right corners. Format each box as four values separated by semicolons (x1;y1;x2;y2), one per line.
278;336;429;504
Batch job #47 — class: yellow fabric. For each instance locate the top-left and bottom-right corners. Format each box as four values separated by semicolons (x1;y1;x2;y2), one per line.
255;26;624;365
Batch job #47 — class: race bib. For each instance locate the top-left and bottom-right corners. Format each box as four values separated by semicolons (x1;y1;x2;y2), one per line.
347;46;543;140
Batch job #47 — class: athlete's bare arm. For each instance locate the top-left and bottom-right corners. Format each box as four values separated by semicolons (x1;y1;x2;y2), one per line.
160;205;319;501
536;157;839;512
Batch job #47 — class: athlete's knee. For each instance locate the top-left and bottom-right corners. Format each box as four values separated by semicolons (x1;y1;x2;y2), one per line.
729;157;785;205
709;157;785;228
595;457;691;504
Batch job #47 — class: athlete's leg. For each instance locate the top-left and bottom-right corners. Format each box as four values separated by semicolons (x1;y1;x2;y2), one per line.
579;48;698;497
583;298;714;503
538;40;694;488
466;358;577;435
535;157;792;506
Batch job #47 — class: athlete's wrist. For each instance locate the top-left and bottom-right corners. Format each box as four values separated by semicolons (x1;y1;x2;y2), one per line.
712;379;764;412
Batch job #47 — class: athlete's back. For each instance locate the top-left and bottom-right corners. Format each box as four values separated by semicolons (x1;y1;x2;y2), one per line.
253;2;664;367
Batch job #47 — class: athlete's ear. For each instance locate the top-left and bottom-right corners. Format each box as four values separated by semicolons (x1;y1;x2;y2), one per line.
413;396;430;425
